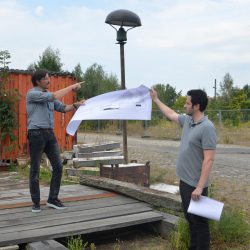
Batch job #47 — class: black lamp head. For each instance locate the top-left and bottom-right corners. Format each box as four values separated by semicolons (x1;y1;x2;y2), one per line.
105;9;141;27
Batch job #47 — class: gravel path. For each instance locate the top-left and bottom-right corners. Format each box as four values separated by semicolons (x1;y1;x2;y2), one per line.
77;132;250;184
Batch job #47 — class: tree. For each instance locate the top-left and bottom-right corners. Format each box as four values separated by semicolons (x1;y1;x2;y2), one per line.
72;63;84;82
154;83;181;108
79;63;119;99
172;95;186;112
72;63;84;100
0;50;11;68
219;73;234;100
27;46;63;72
243;84;250;99
0;51;19;157
77;63;119;131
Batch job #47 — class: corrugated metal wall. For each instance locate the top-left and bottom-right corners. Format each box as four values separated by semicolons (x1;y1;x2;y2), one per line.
1;71;76;161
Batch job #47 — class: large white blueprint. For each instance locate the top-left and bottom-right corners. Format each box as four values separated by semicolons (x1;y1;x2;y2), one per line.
66;85;152;136
188;196;224;221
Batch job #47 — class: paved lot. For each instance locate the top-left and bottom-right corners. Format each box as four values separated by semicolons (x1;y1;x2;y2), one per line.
78;132;250;184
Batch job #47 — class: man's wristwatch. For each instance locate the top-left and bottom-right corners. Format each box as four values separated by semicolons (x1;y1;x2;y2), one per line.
73;103;78;109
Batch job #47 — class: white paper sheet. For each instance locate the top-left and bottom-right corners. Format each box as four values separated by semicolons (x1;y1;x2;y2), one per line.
187;196;224;221
66;85;152;135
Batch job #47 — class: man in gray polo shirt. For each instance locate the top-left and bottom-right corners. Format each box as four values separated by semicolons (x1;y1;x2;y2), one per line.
26;69;85;213
150;88;217;250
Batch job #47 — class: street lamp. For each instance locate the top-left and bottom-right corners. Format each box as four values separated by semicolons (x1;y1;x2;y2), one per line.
105;9;141;163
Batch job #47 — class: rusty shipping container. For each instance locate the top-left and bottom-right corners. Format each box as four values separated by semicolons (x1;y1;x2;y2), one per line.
0;70;77;161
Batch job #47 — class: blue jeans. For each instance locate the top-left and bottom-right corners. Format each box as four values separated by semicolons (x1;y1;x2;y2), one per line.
28;129;63;204
179;180;210;250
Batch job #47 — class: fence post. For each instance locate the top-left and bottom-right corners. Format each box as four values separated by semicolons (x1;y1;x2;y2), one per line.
142;120;150;138
218;110;222;126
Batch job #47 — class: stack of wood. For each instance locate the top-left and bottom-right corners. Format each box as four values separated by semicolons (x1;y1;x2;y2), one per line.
64;141;124;177
64;141;150;187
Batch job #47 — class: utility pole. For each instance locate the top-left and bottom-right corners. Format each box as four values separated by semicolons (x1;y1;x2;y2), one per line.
213;79;217;99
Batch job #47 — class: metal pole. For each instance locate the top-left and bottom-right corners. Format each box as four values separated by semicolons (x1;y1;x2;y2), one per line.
214;79;217;100
120;42;128;163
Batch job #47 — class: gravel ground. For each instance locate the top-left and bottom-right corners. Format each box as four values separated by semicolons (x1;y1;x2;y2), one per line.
77;132;250;184
77;132;250;212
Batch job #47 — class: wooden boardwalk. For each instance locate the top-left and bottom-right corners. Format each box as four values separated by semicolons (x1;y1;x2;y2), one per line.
0;175;163;247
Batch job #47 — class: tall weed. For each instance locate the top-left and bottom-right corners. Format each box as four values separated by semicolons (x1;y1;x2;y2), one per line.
67;235;88;250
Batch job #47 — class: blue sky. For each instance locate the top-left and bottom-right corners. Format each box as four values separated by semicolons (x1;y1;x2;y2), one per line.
1;0;250;96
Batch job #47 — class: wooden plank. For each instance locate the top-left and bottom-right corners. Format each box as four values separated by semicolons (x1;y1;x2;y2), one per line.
80;176;182;212
66;167;99;177
63;151;74;160
73;156;124;168
0;196;141;218
0;192;116;210
0;201;146;224
74;142;120;154
0;203;152;232
77;150;122;158
0;184;111;206
0;211;162;247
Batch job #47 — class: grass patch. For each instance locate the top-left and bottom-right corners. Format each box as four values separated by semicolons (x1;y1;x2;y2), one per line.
150;167;168;183
211;209;250;245
150;166;178;185
11;163;76;186
67;235;88;250
170;218;190;250
39;167;52;184
169;209;250;250
80;121;250;147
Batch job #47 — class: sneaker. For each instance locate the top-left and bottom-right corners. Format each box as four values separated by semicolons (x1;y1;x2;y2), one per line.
47;198;66;210
32;203;41;213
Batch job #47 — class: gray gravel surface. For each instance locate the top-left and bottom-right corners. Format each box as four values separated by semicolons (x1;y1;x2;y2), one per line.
77;133;250;184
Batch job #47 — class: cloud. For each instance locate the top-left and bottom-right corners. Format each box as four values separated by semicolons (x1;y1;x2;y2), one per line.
1;0;250;95
35;5;44;17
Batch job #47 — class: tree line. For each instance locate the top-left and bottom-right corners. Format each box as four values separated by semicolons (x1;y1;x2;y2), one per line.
2;47;250;125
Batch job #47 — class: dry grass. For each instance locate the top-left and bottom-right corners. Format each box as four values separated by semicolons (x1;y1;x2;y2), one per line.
92;121;250;147
210;176;250;215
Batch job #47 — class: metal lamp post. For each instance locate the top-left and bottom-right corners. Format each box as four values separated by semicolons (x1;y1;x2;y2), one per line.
105;9;141;163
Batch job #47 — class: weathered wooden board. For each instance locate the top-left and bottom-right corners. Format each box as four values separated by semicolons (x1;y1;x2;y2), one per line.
80;176;182;212
73;142;120;154
0;183;164;247
0;211;162;247
77;150;122;158
73;156;124;168
66;167;100;177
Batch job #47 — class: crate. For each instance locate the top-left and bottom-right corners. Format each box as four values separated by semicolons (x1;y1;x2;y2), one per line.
100;162;150;187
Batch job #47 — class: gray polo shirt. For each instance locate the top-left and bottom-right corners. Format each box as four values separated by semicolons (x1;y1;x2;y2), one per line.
176;115;217;187
26;87;65;130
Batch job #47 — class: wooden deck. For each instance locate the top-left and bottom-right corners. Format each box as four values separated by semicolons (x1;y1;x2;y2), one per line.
0;175;163;247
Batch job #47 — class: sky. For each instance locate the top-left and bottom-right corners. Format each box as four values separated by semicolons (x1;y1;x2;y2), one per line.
1;0;250;97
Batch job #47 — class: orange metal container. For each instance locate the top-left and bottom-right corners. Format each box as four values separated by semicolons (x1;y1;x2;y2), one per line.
0;70;76;161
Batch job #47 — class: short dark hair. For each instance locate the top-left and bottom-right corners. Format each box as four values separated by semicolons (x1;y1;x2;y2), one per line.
187;89;208;112
31;69;48;86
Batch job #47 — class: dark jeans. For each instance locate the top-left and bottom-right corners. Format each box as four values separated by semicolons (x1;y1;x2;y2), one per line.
179;180;210;250
28;129;62;204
